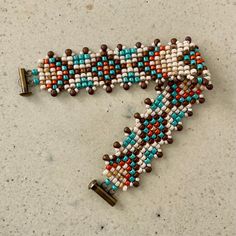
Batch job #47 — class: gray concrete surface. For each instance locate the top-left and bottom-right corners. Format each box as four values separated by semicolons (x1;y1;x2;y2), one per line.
0;0;235;235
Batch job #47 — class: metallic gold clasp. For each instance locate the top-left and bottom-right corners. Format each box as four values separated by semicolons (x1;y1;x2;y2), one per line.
88;180;117;207
18;68;32;96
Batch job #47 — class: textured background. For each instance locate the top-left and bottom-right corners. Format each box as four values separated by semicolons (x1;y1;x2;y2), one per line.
0;0;235;235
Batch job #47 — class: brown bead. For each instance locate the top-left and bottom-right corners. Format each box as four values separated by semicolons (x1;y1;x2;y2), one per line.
154;38;160;45
106;86;112;93
103;154;110;161
117;44;123;50
140;140;146;146
51;89;57;97
134;172;140;178
144;98;152;105
100;51;107;56
187;111;193;116
140;81;147;89
177;124;183;131
55;57;61;62
124;127;131;134
126;150;132;156
207;84;213;90
101;44;107;51
171;38;177;44
105;80;111;86
157;152;163;158
135;42;142;48
134;113;141;119
134;165;139;171
96;56;102;62
177;55;184;61
82;47;89;54
143;51;149;56
185;36;192;43
70;89;77;96
88;88;94;95
139;133;146;139
133;181;139;187
148;46;155;51
113;141;121;148
47;51;54;58
65;49;72;56
199;97;205;104
139;124;145;130
167;138;173;144
149;139;154;144
162;120;168;125
123;83;130;90
145;166;152;173
133;149;139;155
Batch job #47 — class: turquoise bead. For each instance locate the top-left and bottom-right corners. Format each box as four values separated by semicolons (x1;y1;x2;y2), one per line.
197;77;203;84
105;179;111;185
32;69;38;75
112;185;118;191
33;77;39;85
129;177;135;182
130;154;135;159
57;80;63;85
130;132;136;139
151;148;157;154
197;64;203;70
129;169;135;175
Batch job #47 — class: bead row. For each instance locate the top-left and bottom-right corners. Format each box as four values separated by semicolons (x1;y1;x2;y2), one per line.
99;37;212;193
31;37;212;97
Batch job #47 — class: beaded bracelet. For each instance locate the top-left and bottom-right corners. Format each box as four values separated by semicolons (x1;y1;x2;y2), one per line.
18;36;213;206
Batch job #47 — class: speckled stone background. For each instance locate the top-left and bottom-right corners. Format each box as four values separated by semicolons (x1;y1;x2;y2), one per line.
0;0;235;235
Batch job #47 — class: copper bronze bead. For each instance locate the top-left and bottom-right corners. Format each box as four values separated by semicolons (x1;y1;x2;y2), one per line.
82;47;89;54
167;138;173;144
177;124;183;131
133;181;140;187
140;81;147;89
135;42;142;48
88;88;94;95
102;154;110;161
207;84;213;90
106;86;112;93
101;44;107;51
157;152;163;158
144;98;152;105
122;83;129;90
65;49;72;56
51;89;58;97
117;44;123;50
171;38;177;44
154;38;160;45
185;36;192;43
199;97;205;104
69;89;77;96
124;127;131;134
134;112;141;119
187;110;193;116
145;166;152;173
113;141;121;149
47;51;54;58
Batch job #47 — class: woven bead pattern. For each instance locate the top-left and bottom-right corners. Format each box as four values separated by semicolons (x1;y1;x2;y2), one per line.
31;37;212;194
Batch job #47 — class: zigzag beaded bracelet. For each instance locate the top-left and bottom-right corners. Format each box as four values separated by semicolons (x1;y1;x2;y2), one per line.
18;36;213;206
